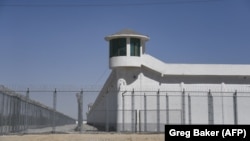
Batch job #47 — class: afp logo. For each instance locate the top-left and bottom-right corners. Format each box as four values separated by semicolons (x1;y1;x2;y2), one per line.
222;129;246;138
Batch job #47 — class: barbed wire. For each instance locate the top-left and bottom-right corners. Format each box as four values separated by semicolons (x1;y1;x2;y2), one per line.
0;0;222;7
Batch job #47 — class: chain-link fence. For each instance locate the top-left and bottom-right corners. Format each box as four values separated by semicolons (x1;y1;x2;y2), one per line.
87;89;250;133
1;85;250;134
0;86;76;135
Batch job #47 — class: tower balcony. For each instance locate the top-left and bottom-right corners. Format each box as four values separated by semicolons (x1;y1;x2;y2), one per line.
109;56;142;68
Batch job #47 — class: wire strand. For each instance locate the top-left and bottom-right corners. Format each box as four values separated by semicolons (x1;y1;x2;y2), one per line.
0;0;222;7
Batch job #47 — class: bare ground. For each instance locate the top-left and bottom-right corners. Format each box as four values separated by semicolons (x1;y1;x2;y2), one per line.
0;133;164;141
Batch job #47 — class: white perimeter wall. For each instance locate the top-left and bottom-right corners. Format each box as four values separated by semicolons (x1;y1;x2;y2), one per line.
87;67;250;131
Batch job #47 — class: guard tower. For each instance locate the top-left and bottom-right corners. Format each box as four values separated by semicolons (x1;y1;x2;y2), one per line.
87;29;250;132
105;29;149;68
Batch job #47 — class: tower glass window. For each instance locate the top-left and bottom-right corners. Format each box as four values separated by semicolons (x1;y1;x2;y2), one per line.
130;38;140;56
110;38;126;57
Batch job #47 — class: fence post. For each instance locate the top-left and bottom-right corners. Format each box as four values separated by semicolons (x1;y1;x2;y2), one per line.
14;99;18;132
181;89;185;124
166;93;169;125
208;90;214;125
1;94;4;134
188;94;192;124
6;96;10;133
25;88;29;133
80;89;83;133
76;93;80;131
131;89;135;132
138;110;141;132
121;90;127;132
233;90;238;125
144;93;147;132
10;96;14;133
52;88;57;133
76;90;83;133
16;97;21;132
0;93;4;135
157;89;160;132
122;93;125;132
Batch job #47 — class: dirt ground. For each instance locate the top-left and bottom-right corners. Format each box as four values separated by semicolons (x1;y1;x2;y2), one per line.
0;133;164;141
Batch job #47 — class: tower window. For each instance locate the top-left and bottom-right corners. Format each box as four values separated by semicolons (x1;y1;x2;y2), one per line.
110;38;126;57
130;38;140;56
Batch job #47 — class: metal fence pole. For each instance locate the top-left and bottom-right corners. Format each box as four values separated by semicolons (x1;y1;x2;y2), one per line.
8;96;12;133
25;88;29;133
10;96;15;133
181;89;185;124
14;97;17;132
144;93;147;132
138;110;141;132
52;88;57;133
0;93;4;135
157;90;160;132
131;89;135;132
188;94;192;124
233;90;238;125
122;93;125;132
80;90;83;133
6;96;9;133
166;93;169;125
208;90;214;124
76;90;83;133
76;93;80;130
16;97;21;132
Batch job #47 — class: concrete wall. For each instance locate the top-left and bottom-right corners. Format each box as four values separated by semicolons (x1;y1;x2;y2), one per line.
118;67;250;131
88;60;250;132
86;71;118;131
87;65;250;132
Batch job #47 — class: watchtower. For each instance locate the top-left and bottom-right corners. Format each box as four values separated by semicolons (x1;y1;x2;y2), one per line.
105;29;149;68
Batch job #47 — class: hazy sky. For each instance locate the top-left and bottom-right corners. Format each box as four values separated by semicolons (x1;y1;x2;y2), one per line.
1;0;250;118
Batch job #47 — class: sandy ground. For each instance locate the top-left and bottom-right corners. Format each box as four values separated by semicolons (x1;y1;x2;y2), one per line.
0;133;164;141
0;124;164;141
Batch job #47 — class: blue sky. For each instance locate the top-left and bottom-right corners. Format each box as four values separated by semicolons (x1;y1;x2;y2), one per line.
1;0;250;118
